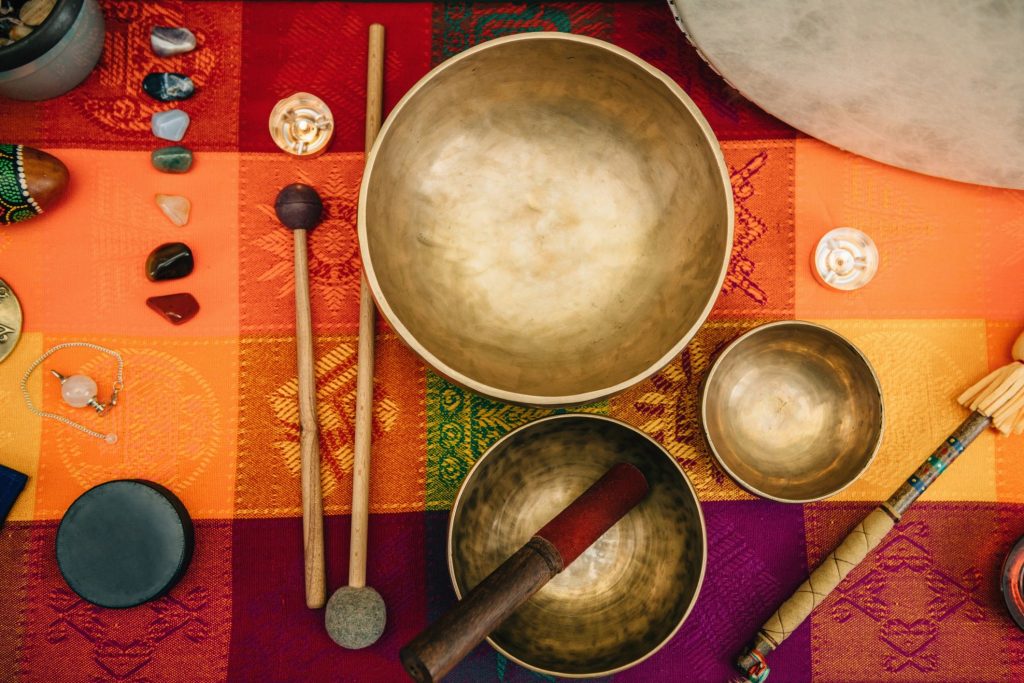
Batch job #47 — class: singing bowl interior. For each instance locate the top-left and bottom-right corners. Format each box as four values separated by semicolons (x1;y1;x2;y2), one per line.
361;33;732;406
701;321;884;502
449;415;706;677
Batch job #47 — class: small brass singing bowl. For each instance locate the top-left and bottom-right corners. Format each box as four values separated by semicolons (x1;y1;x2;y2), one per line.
449;414;707;677
700;321;884;503
360;33;733;407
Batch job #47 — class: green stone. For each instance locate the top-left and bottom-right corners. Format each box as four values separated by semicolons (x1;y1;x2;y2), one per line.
150;146;193;174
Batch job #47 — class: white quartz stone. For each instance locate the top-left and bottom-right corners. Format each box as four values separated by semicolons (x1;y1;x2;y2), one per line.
151;26;197;57
151;109;190;142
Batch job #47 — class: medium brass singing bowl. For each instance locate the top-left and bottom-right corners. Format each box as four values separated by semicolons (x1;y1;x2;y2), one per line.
449;414;706;677
360;33;733;406
700;321;884;503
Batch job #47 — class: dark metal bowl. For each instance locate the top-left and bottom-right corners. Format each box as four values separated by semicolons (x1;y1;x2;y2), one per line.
448;414;706;677
700;320;884;502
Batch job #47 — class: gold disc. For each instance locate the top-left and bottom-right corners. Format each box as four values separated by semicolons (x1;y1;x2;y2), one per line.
0;278;23;364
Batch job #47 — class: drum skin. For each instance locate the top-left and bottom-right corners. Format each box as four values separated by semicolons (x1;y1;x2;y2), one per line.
670;0;1024;189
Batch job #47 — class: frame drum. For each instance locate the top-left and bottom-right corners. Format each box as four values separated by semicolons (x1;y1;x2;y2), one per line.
670;0;1024;189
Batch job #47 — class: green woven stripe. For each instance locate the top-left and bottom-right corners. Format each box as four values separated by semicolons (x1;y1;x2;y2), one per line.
424;371;608;511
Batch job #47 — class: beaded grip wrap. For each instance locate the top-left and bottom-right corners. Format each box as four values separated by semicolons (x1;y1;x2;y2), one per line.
0;144;42;224
735;411;992;682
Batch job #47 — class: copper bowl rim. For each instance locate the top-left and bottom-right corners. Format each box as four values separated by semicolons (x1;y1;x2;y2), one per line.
1001;534;1024;631
446;413;708;678
699;320;885;503
358;32;735;408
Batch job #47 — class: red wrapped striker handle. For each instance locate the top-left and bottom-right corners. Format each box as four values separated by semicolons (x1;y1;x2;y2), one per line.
536;461;650;566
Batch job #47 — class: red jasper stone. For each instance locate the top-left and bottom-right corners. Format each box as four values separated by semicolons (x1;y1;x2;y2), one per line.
146;293;199;325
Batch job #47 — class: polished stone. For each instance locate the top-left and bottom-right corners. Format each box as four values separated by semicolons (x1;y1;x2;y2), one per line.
146;242;194;281
151;146;193;173
151;26;196;57
146;293;199;325
142;72;194;102
151;109;190;142
155;194;190;226
59;374;97;408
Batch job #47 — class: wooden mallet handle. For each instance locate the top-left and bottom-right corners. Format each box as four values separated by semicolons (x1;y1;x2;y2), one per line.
350;22;385;590
294;228;326;608
400;462;649;682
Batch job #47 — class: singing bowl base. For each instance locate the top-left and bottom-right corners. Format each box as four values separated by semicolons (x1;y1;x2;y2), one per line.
449;415;706;677
701;321;884;502
360;33;732;406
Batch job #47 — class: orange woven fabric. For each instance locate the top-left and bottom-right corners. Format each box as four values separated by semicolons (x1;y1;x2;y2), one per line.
1;2;1023;681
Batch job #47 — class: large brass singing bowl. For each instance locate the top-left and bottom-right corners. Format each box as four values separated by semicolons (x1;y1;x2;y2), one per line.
360;33;733;406
700;321;884;502
449;414;706;677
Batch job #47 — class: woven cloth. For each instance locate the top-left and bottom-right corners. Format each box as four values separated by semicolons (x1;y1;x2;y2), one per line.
2;2;1024;681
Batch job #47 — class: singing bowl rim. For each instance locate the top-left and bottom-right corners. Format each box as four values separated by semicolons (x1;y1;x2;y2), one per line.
699;320;885;503
446;413;708;678
358;32;734;408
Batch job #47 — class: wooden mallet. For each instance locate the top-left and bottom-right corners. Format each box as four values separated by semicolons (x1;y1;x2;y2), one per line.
324;22;387;650
274;182;326;609
734;329;1024;682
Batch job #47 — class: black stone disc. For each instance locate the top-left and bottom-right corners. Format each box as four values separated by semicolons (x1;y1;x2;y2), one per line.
56;480;194;609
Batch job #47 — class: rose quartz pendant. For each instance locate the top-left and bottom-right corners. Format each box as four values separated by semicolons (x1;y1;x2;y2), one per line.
60;374;97;408
50;370;104;412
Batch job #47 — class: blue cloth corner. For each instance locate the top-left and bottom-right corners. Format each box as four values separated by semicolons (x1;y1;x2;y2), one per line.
0;463;28;528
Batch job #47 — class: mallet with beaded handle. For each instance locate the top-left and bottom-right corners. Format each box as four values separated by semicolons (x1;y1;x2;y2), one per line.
734;329;1024;682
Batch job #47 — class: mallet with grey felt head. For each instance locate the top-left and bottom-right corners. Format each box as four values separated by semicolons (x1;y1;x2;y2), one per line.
324;22;388;651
